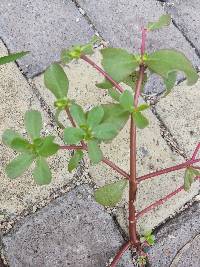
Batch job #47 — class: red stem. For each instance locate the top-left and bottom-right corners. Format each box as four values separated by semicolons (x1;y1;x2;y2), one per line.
80;54;124;93
140;28;147;57
192;143;200;160
102;157;130;179
136;176;200;218
137;158;200;183
129;65;145;247
109;241;131;267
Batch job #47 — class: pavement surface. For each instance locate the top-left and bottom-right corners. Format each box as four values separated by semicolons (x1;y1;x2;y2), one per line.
0;0;199;266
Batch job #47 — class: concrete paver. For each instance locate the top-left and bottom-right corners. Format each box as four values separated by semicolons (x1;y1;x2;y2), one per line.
164;0;200;54
0;0;94;77
34;49;199;234
2;186;133;267
0;41;78;226
148;201;200;267
156;79;200;157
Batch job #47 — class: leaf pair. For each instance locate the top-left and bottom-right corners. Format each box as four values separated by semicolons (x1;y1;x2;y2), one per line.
184;167;200;191
2;111;59;185
140;230;155;246
96;48;140;90
119;90;149;129
61;35;101;64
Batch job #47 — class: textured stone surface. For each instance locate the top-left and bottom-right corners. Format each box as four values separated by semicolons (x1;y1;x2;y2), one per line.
148;201;200;267
34;49;199;234
0;41;76;223
2;186;133;267
156;79;200;157
0;0;94;77
164;0;200;54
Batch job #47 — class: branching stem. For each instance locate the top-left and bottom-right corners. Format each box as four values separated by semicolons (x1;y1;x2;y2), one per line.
80;54;124;93
109;241;131;267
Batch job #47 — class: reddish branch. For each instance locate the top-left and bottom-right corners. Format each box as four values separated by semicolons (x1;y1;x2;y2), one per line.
80;54;124;93
137;157;200;183
109;241;131;267
129;64;146;248
191;142;200;160
136;176;200;219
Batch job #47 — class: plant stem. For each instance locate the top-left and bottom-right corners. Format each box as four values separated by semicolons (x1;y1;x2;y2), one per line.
102;157;130;179
129;65;146;248
80;54;124;93
136;176;200;218
109;241;131;267
137;157;200;183
191;143;200;160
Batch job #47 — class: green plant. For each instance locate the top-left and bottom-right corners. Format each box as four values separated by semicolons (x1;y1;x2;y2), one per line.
2;15;200;266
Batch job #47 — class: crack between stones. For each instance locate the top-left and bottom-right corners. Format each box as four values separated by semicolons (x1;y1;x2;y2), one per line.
169;233;200;267
70;0;104;40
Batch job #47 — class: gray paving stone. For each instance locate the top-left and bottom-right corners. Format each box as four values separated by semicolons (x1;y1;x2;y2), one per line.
2;186;134;267
0;0;94;77
147;201;200;267
164;0;200;54
77;0;200;94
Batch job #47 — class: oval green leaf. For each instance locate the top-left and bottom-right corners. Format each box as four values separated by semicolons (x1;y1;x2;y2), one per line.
44;63;69;99
33;157;52;185
94;180;128;207
24;110;43;140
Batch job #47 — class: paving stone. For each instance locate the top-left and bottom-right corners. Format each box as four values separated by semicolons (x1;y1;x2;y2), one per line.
164;0;200;54
0;40;77;225
2;185;133;267
156;79;200;157
148;201;200;267
33;49;199;234
77;0;200;94
0;0;94;77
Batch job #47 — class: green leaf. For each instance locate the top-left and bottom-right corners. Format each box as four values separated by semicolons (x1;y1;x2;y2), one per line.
64;127;85;145
163;71;177;97
68;150;84;172
60;49;73;64
137;104;150;112
96;79;113;89
146;49;198;86
37;136;59;157
101;104;129;136
108;88;121;102
88;140;103;164
148;14;171;31
87;106;104;128
122;72;138;89
119;90;134;112
25;110;42;140
132;111;149;129
11;138;32;153
190;167;200;177
93;122;118;141
33;157;52;185
94;180;127;207
2;129;21;148
6;153;35;179
70;103;86;126
183;167;199;191
101;48;139;82
0;51;29;65
44;63;69;99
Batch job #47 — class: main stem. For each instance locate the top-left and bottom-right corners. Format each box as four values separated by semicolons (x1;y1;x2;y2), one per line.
129;64;145;247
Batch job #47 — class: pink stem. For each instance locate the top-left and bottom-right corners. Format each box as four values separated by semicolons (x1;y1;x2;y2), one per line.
191;143;200;160
140;28;147;57
109;241;131;267
136;176;200;218
102;157;130;179
80;54;124;93
137;158;200;183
